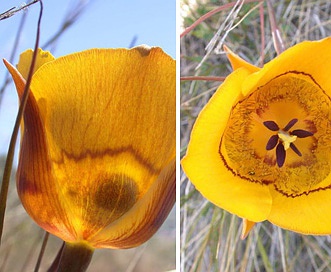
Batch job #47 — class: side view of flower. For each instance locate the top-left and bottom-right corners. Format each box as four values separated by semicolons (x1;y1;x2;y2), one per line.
4;45;175;269
182;38;331;237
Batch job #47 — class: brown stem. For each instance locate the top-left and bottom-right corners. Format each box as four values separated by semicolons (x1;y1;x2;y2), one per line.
48;242;94;272
181;76;225;82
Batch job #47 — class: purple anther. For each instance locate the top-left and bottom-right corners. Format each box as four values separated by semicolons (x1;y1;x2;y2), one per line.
276;143;286;167
291;129;314;138
263;120;279;131
266;135;279;150
283;118;298;131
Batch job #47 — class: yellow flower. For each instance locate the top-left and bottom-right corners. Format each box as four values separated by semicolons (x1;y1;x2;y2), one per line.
182;38;331;236
5;46;175;249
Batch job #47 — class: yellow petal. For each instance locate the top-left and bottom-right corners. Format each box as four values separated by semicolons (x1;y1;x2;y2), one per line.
17;48;55;80
268;183;331;235
89;159;175;248
223;45;260;73
4;60;76;241
32;46;175;171
182;67;272;222
241;218;256;239
6;46;176;246
242;37;331;96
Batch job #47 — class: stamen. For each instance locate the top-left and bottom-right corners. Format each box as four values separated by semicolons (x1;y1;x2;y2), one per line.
266;135;279;150
290;143;302;157
276;143;286;167
283;118;298;131
263;120;279;131
291;129;314;138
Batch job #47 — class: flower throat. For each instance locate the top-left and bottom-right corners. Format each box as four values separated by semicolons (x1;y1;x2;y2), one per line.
220;72;331;196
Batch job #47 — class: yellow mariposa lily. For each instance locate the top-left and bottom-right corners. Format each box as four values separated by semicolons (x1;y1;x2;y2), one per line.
182;38;331;237
4;46;175;253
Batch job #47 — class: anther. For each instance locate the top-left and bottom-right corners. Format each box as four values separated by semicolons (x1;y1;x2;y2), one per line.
263;120;279;131
283;118;298;131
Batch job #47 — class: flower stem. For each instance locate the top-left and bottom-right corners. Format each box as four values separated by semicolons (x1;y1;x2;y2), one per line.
49;242;94;272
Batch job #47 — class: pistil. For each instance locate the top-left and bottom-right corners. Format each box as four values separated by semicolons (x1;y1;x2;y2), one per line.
278;130;297;150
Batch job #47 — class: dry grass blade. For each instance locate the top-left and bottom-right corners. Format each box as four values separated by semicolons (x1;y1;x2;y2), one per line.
266;0;285;54
0;1;39;21
181;76;225;81
0;0;43;245
34;232;49;272
0;0;40;104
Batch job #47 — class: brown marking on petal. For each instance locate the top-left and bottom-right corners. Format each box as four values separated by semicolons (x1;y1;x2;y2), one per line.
94;174;138;219
274;183;331;198
263;154;276;167
67;174;139;240
256;107;266;117
218;140;274;186
18;176;42;196
288;71;324;89
304;119;317;134
91;162;176;248
58;146;159;175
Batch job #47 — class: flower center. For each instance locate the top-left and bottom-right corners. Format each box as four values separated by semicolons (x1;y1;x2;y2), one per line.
278;131;297;150
220;72;331;196
263;118;313;167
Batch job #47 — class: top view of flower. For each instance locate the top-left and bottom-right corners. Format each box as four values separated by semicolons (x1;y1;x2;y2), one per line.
182;38;331;235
